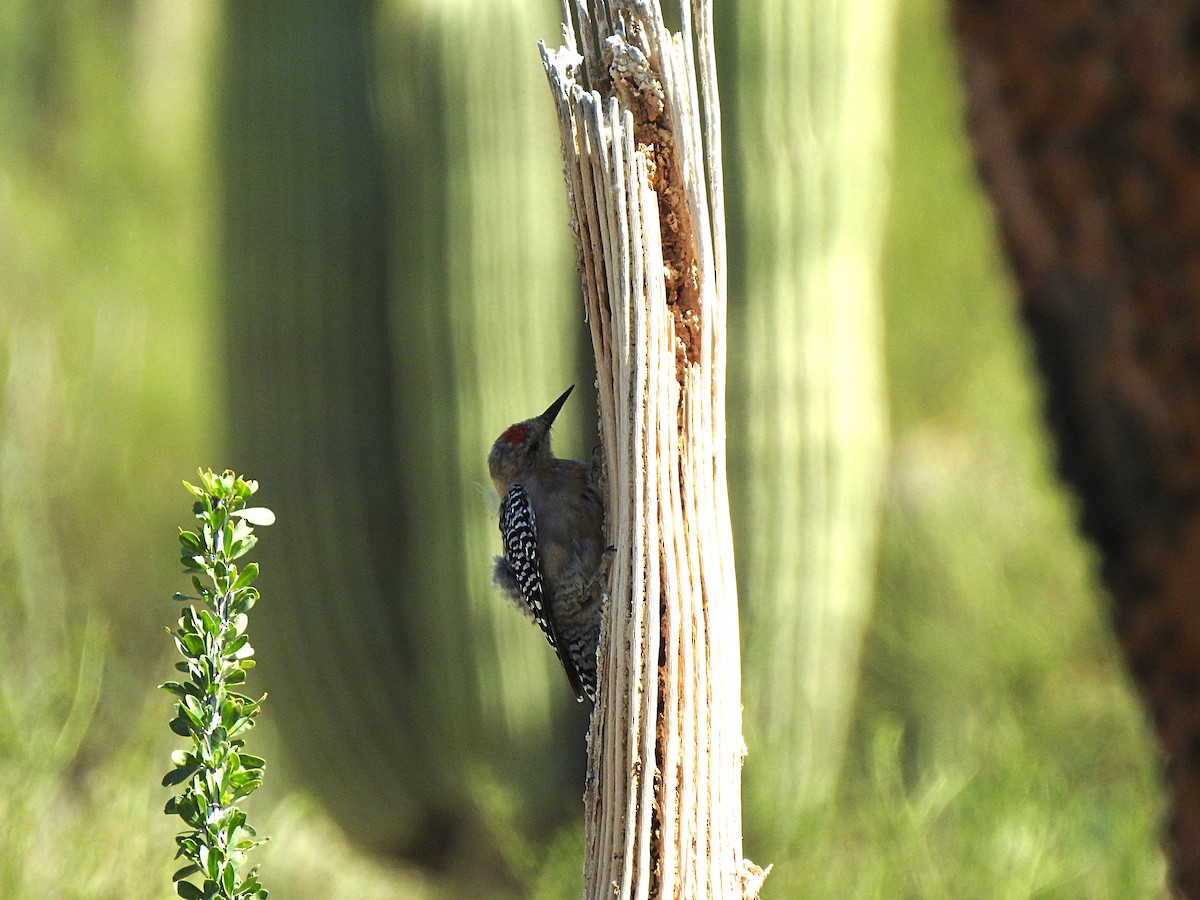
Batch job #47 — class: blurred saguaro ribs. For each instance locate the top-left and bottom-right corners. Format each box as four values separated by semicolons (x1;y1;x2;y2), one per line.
952;1;1200;893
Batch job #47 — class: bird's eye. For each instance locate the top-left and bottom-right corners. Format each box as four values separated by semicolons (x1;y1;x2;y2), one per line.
529;440;540;454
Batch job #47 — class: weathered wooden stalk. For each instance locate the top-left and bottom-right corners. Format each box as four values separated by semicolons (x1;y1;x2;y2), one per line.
541;2;766;896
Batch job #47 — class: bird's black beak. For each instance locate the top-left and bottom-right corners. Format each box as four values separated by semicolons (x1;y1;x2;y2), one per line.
539;385;574;425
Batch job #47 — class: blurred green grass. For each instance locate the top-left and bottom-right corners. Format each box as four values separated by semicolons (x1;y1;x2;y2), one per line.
0;0;1166;897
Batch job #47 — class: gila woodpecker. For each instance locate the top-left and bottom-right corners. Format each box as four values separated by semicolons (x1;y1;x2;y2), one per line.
488;385;606;702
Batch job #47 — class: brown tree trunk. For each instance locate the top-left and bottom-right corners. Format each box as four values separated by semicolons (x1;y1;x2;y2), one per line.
952;1;1200;893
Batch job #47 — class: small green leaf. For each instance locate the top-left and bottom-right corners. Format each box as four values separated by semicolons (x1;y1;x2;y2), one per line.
236;695;261;718
229;593;256;616
230;767;262;788
198;608;219;636
176;632;204;658
181;696;205;728
226;634;249;656
180;633;204;657
162;764;198;787
201;844;219;881
175;880;204;900
221;699;240;730
179;798;205;829
231;779;263;801
231;518;254;541
232;563;259;591
172;864;201;882
229;536;259;562
232;507;275;527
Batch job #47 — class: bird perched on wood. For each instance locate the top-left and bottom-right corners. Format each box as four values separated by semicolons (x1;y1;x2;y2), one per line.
488;385;606;702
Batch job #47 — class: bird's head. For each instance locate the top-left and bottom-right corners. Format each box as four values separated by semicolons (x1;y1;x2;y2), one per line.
488;385;574;492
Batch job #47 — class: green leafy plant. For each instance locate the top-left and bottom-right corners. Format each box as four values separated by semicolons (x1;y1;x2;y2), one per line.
162;469;275;900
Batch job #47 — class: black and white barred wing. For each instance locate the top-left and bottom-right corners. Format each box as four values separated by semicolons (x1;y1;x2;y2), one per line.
495;483;585;701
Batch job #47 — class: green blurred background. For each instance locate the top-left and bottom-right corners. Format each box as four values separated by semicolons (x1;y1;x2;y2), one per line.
0;0;1167;897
